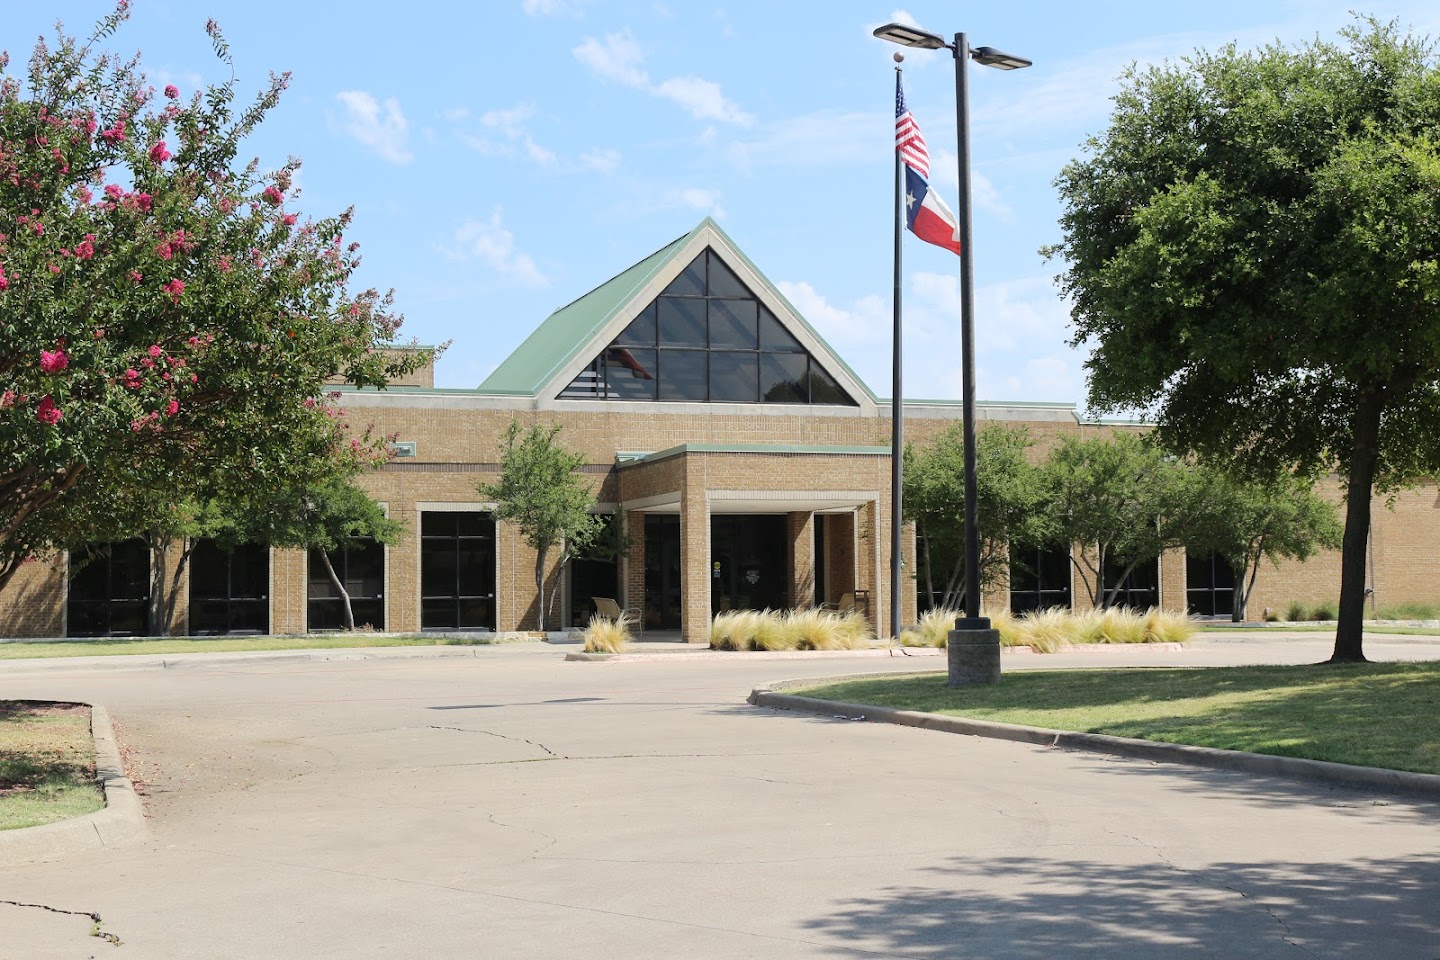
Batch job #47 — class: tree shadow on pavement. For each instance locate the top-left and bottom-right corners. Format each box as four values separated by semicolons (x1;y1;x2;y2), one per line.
803;853;1440;959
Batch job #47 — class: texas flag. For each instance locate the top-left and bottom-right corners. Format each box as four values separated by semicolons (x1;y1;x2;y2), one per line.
904;165;961;256
896;76;961;256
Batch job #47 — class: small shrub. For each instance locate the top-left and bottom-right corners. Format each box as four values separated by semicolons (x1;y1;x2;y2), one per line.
1310;601;1337;621
1377;601;1440;621
1264;607;1284;623
1286;600;1308;622
582;614;631;654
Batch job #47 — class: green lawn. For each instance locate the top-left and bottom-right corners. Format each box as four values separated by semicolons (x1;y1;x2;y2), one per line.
0;633;512;660
0;701;104;830
1198;624;1440;636
792;661;1440;775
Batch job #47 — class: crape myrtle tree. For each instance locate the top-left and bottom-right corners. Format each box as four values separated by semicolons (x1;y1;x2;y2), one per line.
479;420;605;633
1048;18;1440;661
1190;473;1343;622
0;6;422;597
903;425;1047;612
1039;433;1219;610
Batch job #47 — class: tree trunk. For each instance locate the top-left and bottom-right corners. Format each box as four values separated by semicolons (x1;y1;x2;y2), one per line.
1333;394;1383;663
148;534;169;637
921;522;935;610
1103;556;1142;610
318;548;355;631
534;545;548;632
1233;540;1264;623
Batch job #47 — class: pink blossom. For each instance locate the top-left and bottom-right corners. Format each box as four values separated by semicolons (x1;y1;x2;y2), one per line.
123;368;142;388
74;234;95;260
77;186;93;204
48;264;60;274
148;344;162;358
99;121;126;144
128;270;143;283
217;255;232;273
0;264;7;291
262;185;283;206
105;184;124;201
164;84;179;99
148;141;171;165
218;197;235;214
141;357;155;369
190;373;199;383
163;278;184;303
133;192;152;213
39;349;69;374
0;391;14;409
282;213;297;227
187;336;201;348
165;399;179;416
35;395;62;425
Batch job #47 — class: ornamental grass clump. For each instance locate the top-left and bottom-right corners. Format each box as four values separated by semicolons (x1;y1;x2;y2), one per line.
582;614;631;654
1143;607;1196;643
830;609;873;649
753;611;796;651
900;607;962;648
1018;607;1070;653
710;610;764;650
1085;606;1150;644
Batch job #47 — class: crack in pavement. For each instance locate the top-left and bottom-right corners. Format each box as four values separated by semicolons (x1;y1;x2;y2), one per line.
425;726;558;757
0;900;122;946
1104;827;1319;959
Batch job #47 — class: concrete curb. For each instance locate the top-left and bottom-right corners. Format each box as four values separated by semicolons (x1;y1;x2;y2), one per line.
0;644;513;674
748;678;1440;801
566;642;1187;663
0;703;147;868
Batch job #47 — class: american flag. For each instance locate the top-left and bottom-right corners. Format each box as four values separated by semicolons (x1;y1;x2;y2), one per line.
895;75;929;178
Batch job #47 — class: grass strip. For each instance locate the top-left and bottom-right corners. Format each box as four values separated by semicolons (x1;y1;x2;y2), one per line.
0;701;103;830
792;661;1440;775
0;633;510;660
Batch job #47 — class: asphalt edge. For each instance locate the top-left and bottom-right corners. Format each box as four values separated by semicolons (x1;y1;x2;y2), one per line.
567;643;1188;663
748;678;1440;801
0;703;146;868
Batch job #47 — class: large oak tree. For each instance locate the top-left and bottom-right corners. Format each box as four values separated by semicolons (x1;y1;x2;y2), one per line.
1048;18;1440;661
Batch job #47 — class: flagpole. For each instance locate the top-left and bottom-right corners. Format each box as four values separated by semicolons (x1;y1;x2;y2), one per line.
890;60;905;643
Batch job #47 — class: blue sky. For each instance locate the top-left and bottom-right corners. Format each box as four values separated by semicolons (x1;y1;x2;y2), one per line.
13;2;1440;405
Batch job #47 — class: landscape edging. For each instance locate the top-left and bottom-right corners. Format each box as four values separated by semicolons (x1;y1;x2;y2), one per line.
0;703;146;868
748;678;1440;801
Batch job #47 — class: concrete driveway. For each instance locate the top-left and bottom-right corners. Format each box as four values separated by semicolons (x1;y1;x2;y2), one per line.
1;636;1437;959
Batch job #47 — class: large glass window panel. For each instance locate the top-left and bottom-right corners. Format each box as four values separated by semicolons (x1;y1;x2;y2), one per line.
560;358;605;398
661;253;706;297
709;299;758;348
1186;551;1235;617
421;511;496;631
615;303;657;345
189;540;269;635
658;350;707;401
1104;555;1159;609
709;351;758;403
421;540;457;596
603;347;657;398
1009;542;1072;615
67;540;151;638
657;297;706;347
706;250;751;297
308;538;384;631
807;364;851;404
759;308;802;351
760;353;809;403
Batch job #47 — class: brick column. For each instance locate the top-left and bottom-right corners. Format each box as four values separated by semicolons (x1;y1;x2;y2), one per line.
1159;546;1188;613
271;547;307;634
787;511;815;609
624;509;646;623
680;489;710;644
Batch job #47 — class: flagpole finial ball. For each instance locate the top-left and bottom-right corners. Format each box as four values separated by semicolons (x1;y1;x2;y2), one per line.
893;52;905;63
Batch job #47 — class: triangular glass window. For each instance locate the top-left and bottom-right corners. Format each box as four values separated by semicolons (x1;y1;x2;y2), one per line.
560;246;858;405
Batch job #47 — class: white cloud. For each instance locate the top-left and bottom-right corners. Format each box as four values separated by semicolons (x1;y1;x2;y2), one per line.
334;90;413;164
726;109;882;171
442;210;548;287
522;0;587;16
457;102;617;174
573;30;752;125
776;281;888;343
573;31;649;86
675;187;725;218
928;149;1014;221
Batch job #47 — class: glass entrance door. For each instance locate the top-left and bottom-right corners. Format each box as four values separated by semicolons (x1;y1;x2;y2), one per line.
711;515;789;613
644;515;682;629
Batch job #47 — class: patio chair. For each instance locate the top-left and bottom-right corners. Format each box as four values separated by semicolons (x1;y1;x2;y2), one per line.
592;597;641;629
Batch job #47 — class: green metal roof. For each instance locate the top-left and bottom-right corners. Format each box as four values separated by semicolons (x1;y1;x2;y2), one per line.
476;217;877;403
477;228;696;395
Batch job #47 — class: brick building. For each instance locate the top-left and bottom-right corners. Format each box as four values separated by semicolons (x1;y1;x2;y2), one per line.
3;219;1435;641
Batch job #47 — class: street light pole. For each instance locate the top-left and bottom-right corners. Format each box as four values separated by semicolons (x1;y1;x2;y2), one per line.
952;32;984;631
871;22;1030;684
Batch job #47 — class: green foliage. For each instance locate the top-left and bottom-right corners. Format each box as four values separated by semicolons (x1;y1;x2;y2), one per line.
904;425;1046;610
1187;472;1343;621
0;9;426;594
478;420;603;632
1036;432;1218;608
1048;17;1440;661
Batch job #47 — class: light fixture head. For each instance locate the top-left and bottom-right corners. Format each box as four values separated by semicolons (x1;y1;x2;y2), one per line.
970;46;1032;70
871;22;948;50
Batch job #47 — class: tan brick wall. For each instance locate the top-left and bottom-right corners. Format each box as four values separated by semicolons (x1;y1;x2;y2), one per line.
1;555;65;637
